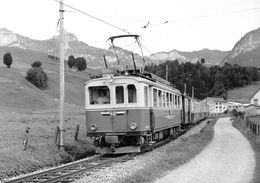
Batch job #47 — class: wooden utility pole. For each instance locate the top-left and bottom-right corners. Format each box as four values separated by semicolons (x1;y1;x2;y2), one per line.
59;0;65;150
192;86;194;99
184;83;187;95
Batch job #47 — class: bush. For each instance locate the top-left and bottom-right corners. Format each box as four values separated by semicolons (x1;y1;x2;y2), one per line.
31;61;42;68
68;55;75;68
3;52;13;68
26;66;48;89
74;57;87;71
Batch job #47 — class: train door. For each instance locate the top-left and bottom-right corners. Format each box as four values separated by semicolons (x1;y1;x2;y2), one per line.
111;85;128;131
181;94;186;125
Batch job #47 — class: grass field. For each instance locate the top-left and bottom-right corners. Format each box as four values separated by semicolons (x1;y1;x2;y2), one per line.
0;53;101;181
233;117;260;183
0;112;95;180
228;81;260;102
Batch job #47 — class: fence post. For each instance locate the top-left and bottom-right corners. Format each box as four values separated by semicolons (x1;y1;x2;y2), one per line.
23;127;31;150
74;125;80;141
55;126;60;146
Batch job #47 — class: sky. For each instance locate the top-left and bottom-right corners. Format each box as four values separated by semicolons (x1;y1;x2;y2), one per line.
0;0;260;55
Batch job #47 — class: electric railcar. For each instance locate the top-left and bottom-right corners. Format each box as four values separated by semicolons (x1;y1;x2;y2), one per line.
85;69;209;154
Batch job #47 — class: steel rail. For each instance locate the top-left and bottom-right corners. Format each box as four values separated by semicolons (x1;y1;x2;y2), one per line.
5;155;106;183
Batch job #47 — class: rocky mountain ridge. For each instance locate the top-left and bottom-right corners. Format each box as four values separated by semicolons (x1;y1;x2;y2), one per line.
220;27;260;67
150;49;229;66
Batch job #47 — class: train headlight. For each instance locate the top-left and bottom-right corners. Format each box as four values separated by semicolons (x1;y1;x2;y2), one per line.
90;124;97;131
129;122;137;130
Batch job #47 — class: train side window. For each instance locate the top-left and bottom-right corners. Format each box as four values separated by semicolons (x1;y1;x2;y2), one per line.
127;84;137;103
178;96;180;109
162;91;166;108
166;92;169;108
153;88;157;107
89;86;110;105
116;86;124;104
158;90;162;108
175;95;177;107
170;93;173;108
144;86;148;107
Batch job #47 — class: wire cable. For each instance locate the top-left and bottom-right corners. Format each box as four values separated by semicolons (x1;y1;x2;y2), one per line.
140;6;260;29
53;0;131;34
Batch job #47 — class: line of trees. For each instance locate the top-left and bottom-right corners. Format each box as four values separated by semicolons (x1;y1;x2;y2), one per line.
145;60;260;100
68;55;87;71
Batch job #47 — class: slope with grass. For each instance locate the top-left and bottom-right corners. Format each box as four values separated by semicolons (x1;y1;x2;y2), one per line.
0;51;99;180
233;117;260;183
227;81;260;103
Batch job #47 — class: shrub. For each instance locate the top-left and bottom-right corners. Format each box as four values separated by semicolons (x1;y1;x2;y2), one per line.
74;57;87;71
3;52;13;68
26;65;48;89
68;55;75;68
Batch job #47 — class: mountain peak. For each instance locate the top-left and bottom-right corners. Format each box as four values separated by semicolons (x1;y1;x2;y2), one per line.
52;30;78;42
0;27;13;33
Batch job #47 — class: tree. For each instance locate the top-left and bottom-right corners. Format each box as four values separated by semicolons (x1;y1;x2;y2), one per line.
68;55;75;68
31;61;42;68
25;61;48;89
74;57;87;71
3;52;13;68
200;58;205;64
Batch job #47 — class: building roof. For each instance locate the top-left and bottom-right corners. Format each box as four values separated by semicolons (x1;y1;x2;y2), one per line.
244;104;260;109
249;88;260;100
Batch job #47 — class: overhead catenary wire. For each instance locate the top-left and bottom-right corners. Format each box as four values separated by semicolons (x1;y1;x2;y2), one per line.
53;0;131;34
139;6;260;29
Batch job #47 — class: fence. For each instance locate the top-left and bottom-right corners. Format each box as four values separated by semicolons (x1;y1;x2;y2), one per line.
246;115;260;135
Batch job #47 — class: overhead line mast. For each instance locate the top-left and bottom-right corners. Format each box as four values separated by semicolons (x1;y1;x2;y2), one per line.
59;0;65;150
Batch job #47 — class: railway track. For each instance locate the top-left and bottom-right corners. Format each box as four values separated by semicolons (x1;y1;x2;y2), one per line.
4;119;207;183
4;154;130;183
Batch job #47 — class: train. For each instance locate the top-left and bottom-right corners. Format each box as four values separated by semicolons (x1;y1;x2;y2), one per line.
85;68;209;154
84;35;209;154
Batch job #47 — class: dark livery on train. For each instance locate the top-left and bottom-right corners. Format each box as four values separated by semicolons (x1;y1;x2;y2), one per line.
84;35;209;154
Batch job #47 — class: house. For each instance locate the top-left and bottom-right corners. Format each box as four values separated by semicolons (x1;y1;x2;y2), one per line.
227;101;249;112
249;88;260;105
244;104;260;116
202;97;228;114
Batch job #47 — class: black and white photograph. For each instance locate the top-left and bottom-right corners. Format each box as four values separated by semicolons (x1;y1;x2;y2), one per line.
0;0;260;182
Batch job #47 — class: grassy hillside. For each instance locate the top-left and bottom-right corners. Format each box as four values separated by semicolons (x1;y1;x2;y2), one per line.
228;81;260;102
0;48;98;180
0;46;101;112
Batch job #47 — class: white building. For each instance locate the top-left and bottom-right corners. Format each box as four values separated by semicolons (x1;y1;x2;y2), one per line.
202;97;228;114
227;101;248;112
249;88;260;106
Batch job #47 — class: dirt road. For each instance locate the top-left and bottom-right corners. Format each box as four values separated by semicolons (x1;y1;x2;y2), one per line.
155;117;255;183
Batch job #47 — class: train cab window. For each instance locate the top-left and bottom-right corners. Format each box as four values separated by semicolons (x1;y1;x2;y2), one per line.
153;89;157;107
116;86;124;104
127;84;137;103
89;86;110;104
144;86;148;107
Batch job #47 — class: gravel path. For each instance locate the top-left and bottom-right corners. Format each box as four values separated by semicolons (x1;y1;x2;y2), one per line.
75;120;209;183
155;117;256;183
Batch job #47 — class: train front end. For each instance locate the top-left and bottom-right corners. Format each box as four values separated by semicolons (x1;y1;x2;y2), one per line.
85;71;151;154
